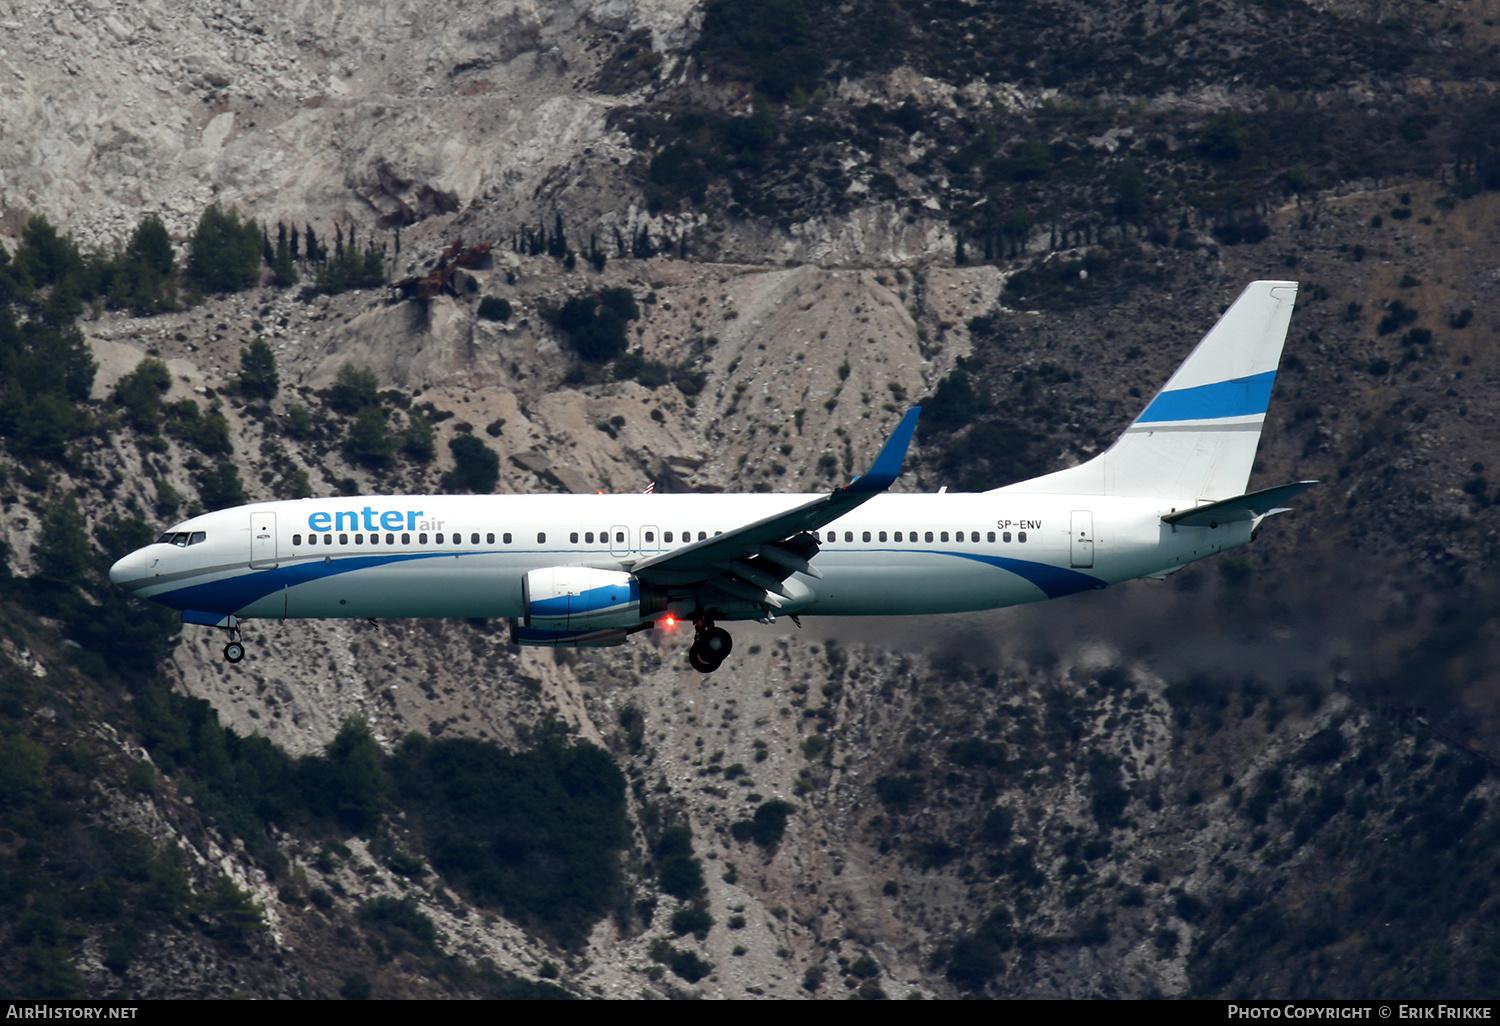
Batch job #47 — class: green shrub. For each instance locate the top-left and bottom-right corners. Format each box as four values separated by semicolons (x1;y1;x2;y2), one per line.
1197;112;1249;160
113;358;172;433
875;774;921;812
730;799;793;847
553;287;639;362
443;435;500;493
390;727;628;949
165;399;232;456
478;296;512;321
670;905;714;938
343;406;396;471
402;413;436;463
697;0;825;101
658;825;706;899
196;462;247;511
357;895;437;956
328;364;381;415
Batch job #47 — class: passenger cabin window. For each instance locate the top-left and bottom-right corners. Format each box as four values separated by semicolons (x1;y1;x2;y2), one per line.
1003;531;1012;542
987;531;996;543
940;532;949;542
293;534;302;546
844;531;853;542
665;532;674;543
339;533;349;545
486;533;494;544
925;531;934;543
538;532;546;543
863;531;871;542
403;533;411;544
435;533;444;544
420;533;429;544
1018;532;1028;543
894;531;902;542
615;532;624;543
645;531;654;543
471;533;479;545
571;532;580;543
503;533;512;544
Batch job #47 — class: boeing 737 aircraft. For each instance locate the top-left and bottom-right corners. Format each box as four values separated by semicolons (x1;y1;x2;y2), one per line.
110;280;1311;673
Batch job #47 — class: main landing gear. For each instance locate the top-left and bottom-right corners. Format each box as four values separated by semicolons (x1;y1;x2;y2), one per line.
687;621;733;673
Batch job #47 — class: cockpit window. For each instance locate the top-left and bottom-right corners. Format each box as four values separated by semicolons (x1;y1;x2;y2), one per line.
156;532;207;547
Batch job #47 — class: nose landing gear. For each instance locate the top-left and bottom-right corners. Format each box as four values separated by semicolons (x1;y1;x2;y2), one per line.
687;620;733;673
221;622;245;663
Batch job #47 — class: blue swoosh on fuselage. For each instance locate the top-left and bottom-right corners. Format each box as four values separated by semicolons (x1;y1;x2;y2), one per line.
152;551;463;612
939;551;1107;598
155;547;1109;615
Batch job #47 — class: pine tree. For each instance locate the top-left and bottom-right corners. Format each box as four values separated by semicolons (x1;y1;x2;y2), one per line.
186;204;262;294
238;339;279;400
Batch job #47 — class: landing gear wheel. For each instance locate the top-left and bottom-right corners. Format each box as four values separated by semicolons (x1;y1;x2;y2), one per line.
687;624;733;672
223;642;245;663
700;626;733;661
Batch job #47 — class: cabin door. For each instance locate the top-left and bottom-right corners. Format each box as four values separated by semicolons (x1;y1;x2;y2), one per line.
250;512;278;569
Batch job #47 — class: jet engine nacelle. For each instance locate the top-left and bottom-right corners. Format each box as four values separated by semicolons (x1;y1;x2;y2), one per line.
523;567;664;630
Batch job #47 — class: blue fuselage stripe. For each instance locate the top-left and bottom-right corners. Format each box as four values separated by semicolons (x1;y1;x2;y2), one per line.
1136;370;1276;423
151;546;1109;615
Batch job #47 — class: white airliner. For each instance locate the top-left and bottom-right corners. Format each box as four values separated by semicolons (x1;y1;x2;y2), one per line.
110;280;1310;672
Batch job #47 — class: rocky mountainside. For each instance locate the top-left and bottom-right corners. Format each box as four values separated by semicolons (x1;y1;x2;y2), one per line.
3;0;1500;1000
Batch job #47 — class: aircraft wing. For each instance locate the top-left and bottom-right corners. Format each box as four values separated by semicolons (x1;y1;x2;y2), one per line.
631;408;921;609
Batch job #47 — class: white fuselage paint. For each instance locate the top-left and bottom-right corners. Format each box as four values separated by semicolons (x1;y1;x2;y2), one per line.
110;491;1251;623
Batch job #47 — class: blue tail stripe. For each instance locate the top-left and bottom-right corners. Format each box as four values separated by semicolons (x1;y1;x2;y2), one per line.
1136;370;1276;424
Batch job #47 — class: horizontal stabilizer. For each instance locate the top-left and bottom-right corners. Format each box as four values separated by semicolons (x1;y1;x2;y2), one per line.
1163;480;1318;527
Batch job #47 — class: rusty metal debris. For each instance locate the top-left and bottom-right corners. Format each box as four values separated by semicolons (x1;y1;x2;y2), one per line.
392;239;493;300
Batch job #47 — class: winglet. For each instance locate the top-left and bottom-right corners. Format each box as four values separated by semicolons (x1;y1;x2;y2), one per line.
844;407;921;494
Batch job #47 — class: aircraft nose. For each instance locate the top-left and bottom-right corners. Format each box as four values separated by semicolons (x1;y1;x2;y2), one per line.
109;549;149;590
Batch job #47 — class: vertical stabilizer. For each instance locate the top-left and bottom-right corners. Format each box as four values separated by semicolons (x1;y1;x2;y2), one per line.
993;280;1299;501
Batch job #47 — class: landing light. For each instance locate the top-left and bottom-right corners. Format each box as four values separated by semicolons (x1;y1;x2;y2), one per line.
662;616;677;629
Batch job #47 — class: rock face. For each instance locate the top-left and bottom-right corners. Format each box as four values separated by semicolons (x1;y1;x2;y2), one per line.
0;0;697;252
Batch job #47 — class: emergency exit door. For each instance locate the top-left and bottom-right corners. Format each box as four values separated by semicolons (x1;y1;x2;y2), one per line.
1070;510;1094;568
